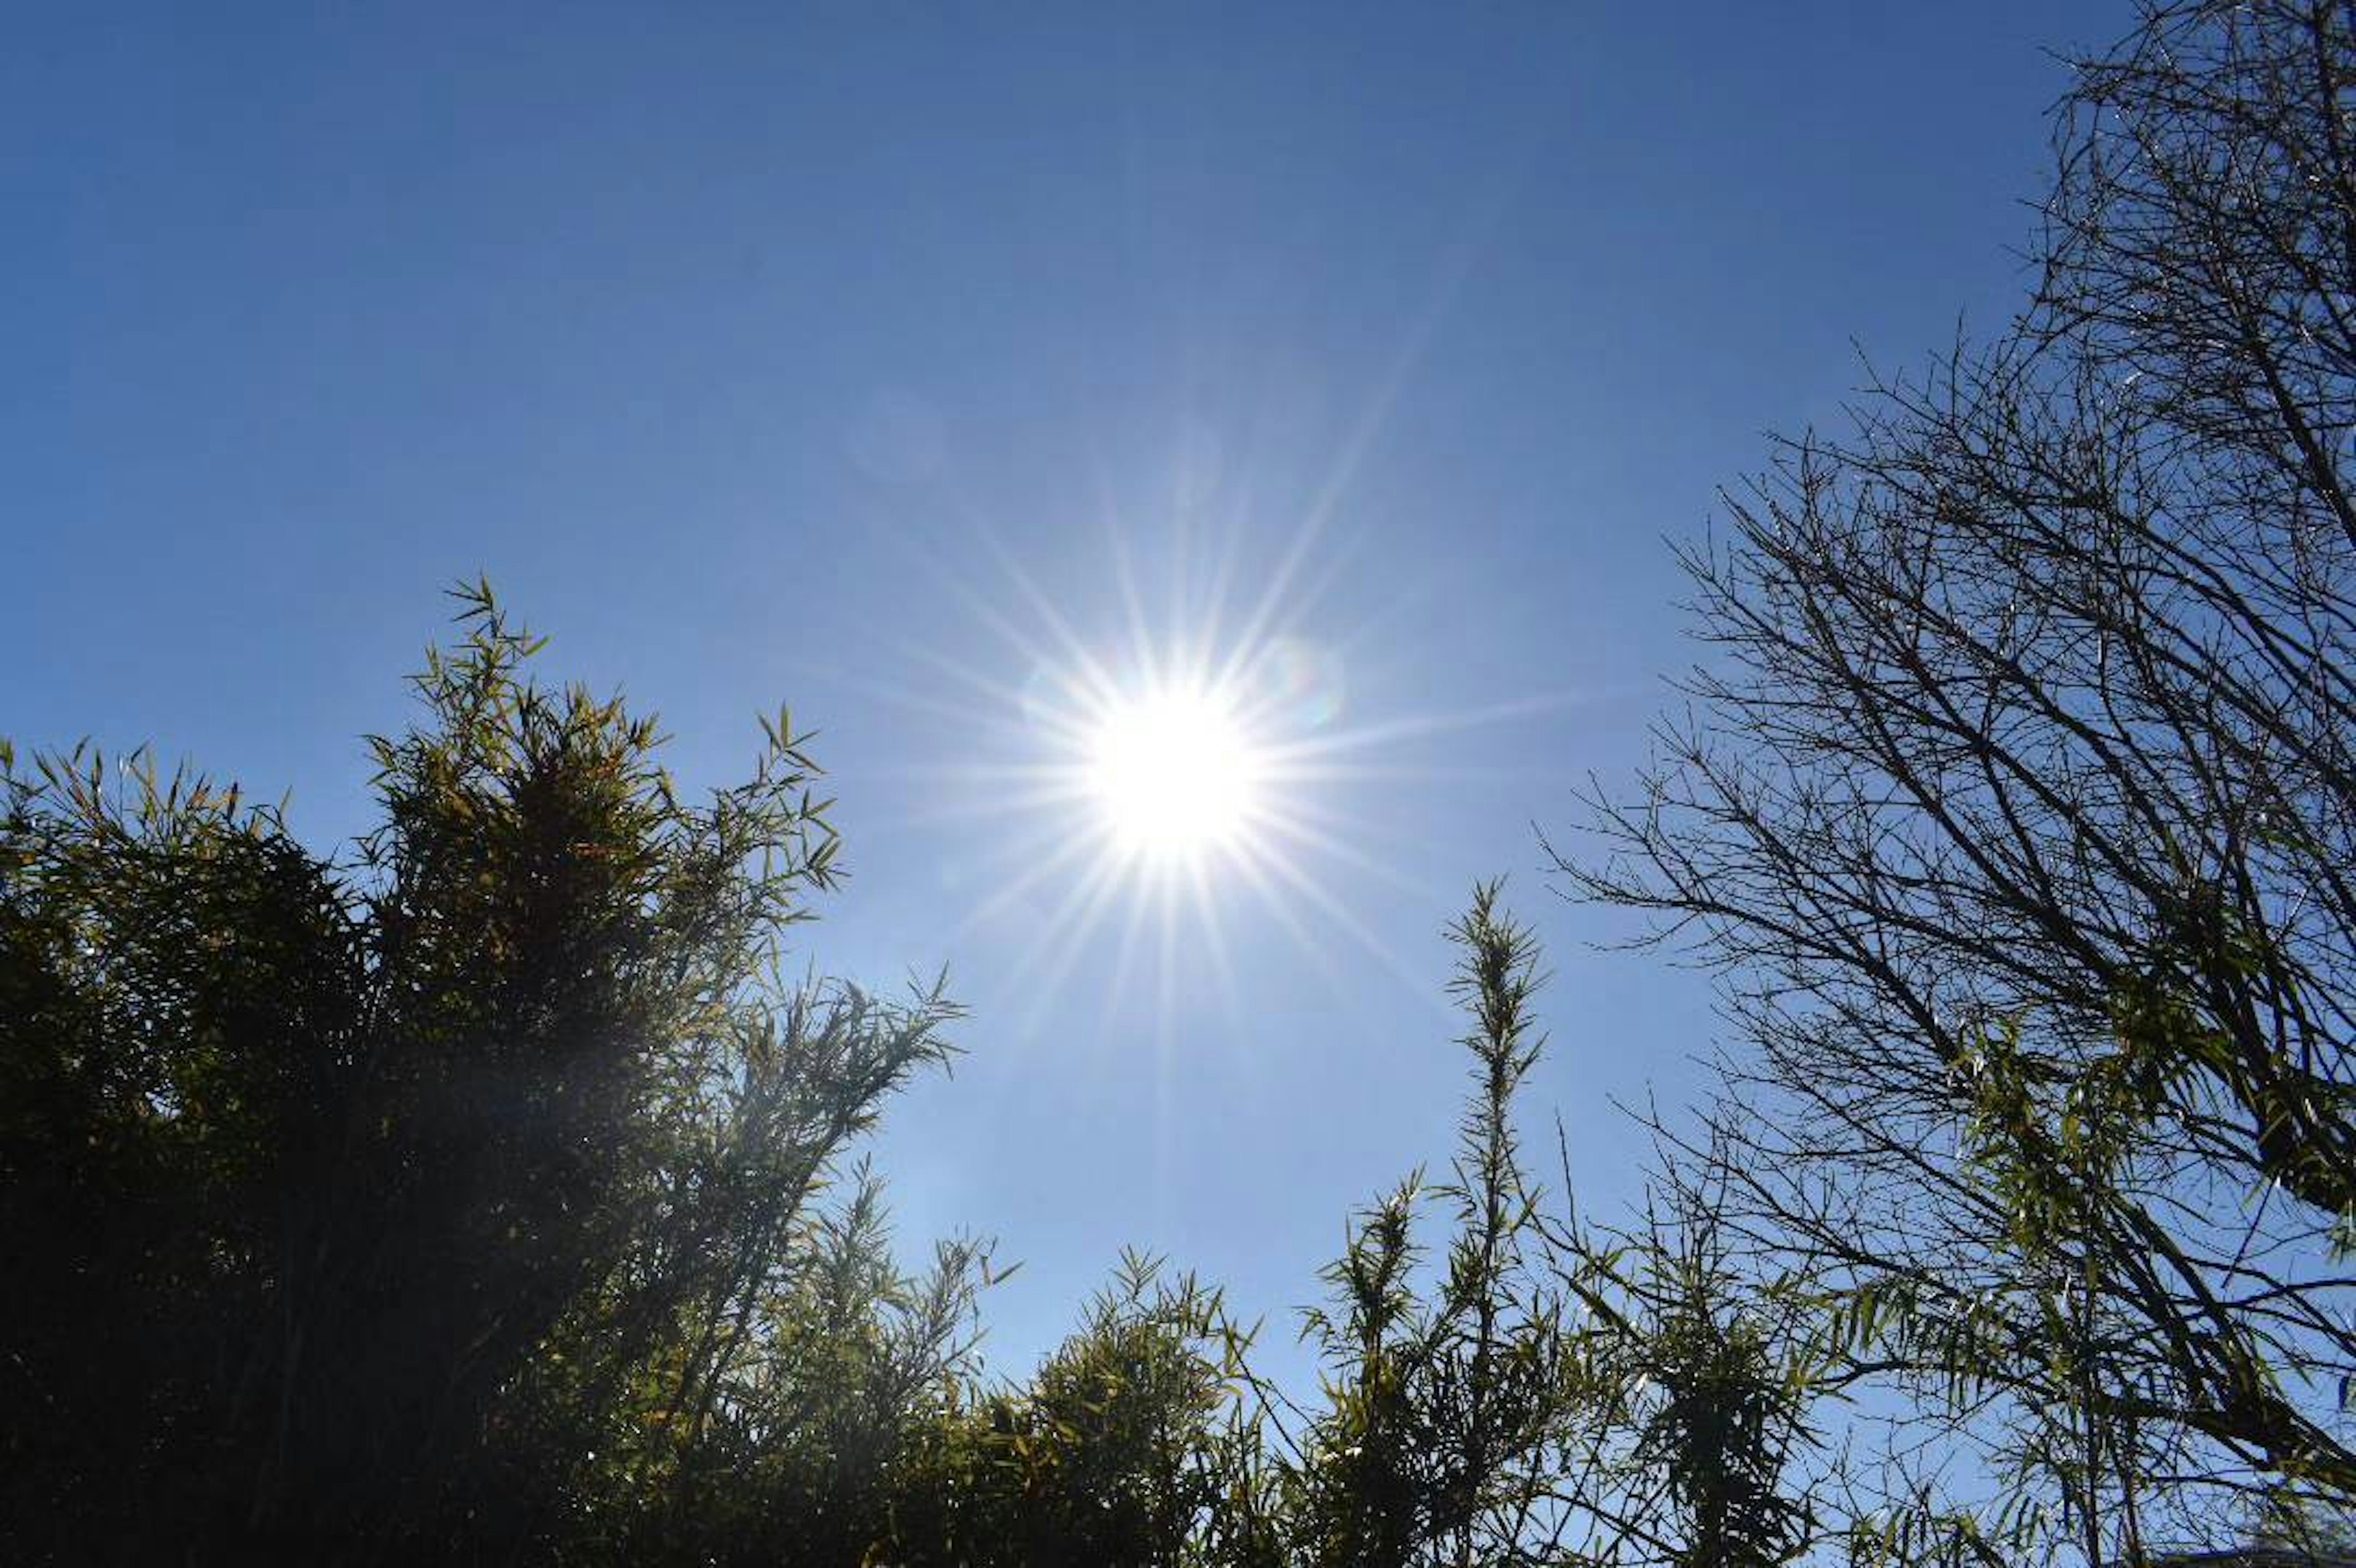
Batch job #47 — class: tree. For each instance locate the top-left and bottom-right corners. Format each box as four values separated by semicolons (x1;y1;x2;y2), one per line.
0;600;1831;1567
885;1251;1276;1568
1542;1164;1823;1568
0;585;970;1565
1255;886;1830;1568
1555;1;2355;1558
1277;885;1663;1568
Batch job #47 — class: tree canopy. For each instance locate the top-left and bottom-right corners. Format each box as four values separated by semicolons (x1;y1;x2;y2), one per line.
1557;1;2356;1559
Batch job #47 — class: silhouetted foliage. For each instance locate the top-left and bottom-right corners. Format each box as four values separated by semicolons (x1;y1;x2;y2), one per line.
1277;888;1585;1568
0;585;972;1564
1557;2;2355;1561
887;1251;1276;1568
1261;888;1825;1568
1541;1164;1822;1568
2;613;1801;1566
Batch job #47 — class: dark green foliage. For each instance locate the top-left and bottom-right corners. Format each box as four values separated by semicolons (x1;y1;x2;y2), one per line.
0;586;963;1564
888;1252;1276;1568
1549;1178;1820;1568
1285;890;1562;1568
4;633;1811;1568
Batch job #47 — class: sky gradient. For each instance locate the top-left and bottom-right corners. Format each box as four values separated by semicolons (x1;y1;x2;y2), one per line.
4;1;2130;1386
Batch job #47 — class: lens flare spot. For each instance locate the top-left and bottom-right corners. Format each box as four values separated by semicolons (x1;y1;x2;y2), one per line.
1253;637;1345;729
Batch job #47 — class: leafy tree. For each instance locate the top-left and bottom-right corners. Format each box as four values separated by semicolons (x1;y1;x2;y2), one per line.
1556;1;2356;1557
1544;1169;1823;1568
885;1251;1274;1568
0;585;968;1564
1278;886;1603;1567
2245;1481;2356;1558
1256;886;1831;1568
1;602;1827;1568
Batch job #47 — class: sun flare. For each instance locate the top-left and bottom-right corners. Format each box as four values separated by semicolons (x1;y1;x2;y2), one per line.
887;485;1559;1030
1086;686;1262;859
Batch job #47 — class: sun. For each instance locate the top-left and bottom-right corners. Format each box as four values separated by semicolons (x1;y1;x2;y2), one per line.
880;482;1563;1028
1086;685;1263;859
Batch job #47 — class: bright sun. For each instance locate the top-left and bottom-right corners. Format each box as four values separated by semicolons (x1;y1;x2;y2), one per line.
1086;686;1262;859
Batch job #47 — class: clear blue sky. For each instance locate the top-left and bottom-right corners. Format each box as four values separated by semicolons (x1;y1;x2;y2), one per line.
4;2;2127;1386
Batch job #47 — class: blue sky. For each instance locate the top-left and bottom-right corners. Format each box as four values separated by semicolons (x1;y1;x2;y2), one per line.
5;2;2127;1386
